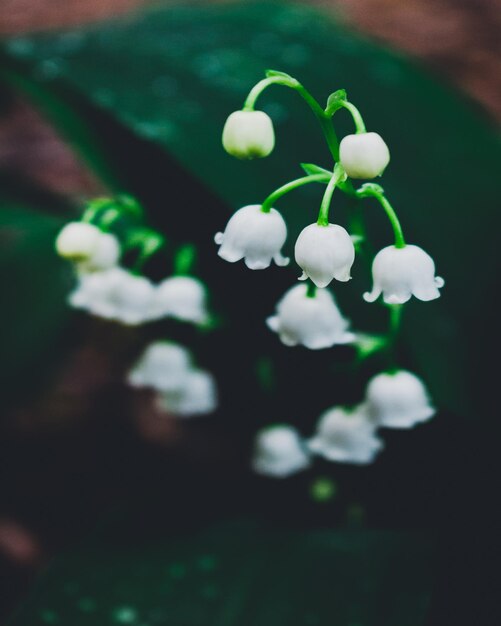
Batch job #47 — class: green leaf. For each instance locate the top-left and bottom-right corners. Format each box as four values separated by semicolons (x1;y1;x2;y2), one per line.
7;520;433;626
2;1;499;418
300;163;332;177
325;88;347;115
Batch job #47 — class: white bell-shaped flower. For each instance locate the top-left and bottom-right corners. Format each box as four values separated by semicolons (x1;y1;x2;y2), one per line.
222;110;275;159
215;204;289;270
127;341;192;392
339;132;390;179
266;284;355;349
56;222;101;260
77;232;120;273
69;267;156;325
252;425;311;478
308;405;383;465
294;223;355;287
364;244;444;304
156;369;217;417
56;222;120;272
365;370;435;428
152;276;209;324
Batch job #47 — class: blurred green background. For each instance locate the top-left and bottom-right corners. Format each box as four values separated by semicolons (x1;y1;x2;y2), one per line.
0;1;499;624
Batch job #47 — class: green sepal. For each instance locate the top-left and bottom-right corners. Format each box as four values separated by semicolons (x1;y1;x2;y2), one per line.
325;88;347;115
265;69;295;80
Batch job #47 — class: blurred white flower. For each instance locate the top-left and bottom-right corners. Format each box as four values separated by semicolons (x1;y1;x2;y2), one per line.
252;425;311;478
266;284;355;349
127;341;192;392
152;276;209;325
308;405;383;465
365;370;436;428
222;110;275;159
156;369;217;417
69;267;155;325
339;132;390;179
295;223;355;287
215;204;289;270
364;244;444;304
56;222;120;271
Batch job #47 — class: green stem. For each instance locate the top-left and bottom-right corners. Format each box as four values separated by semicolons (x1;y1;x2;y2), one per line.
243;76;340;161
337;101;366;134
174;243;197;275
386;304;403;370
261;174;329;213
306;282;317;298
356;185;406;248
317;164;346;226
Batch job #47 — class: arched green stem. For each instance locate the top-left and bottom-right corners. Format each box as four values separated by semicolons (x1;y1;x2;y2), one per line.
317;164;346;226
243;75;341;161
356;184;406;248
261;173;330;213
336;101;366;134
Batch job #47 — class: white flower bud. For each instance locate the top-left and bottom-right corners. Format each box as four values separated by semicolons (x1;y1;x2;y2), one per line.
364;244;444;304
156;369;217;417
215;204;289;270
69;267;156;325
266;284;355;349
55;222;102;261
365;370;435;429
77;232;120;273
252;425;311;478
294;223;355;287
222;110;275;159
339;132;390;179
127;341;192;392
308;405;383;465
152;276;208;324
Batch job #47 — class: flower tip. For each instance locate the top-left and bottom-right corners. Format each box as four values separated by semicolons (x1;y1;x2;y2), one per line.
298;272;308;282
214;232;224;245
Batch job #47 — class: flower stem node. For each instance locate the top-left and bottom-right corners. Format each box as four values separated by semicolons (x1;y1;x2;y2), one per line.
222;110;275;159
69;267;155;325
364;244;444;304
339;132;390;179
266;284;355;350
56;221;120;271
215;204;289;270
153;276;209;325
308;405;383;465
295;223;355;287
364;370;436;428
252;425;311;478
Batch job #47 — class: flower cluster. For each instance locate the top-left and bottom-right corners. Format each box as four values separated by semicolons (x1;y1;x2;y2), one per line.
57;219;210;327
55;197;218;420
128;341;217;417
252;370;435;477
219;71;444;476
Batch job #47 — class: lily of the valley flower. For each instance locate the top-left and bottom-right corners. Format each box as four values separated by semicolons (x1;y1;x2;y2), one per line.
56;222;120;271
252;425;311;478
294;223;355;287
153;276;209;325
69;267;155;325
156;369;217;417
215;204;289;270
364;244;444;304
308;405;383;465
339;132;390;179
127;341;192;392
266;284;355;349
222;110;275;159
364;370;436;428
